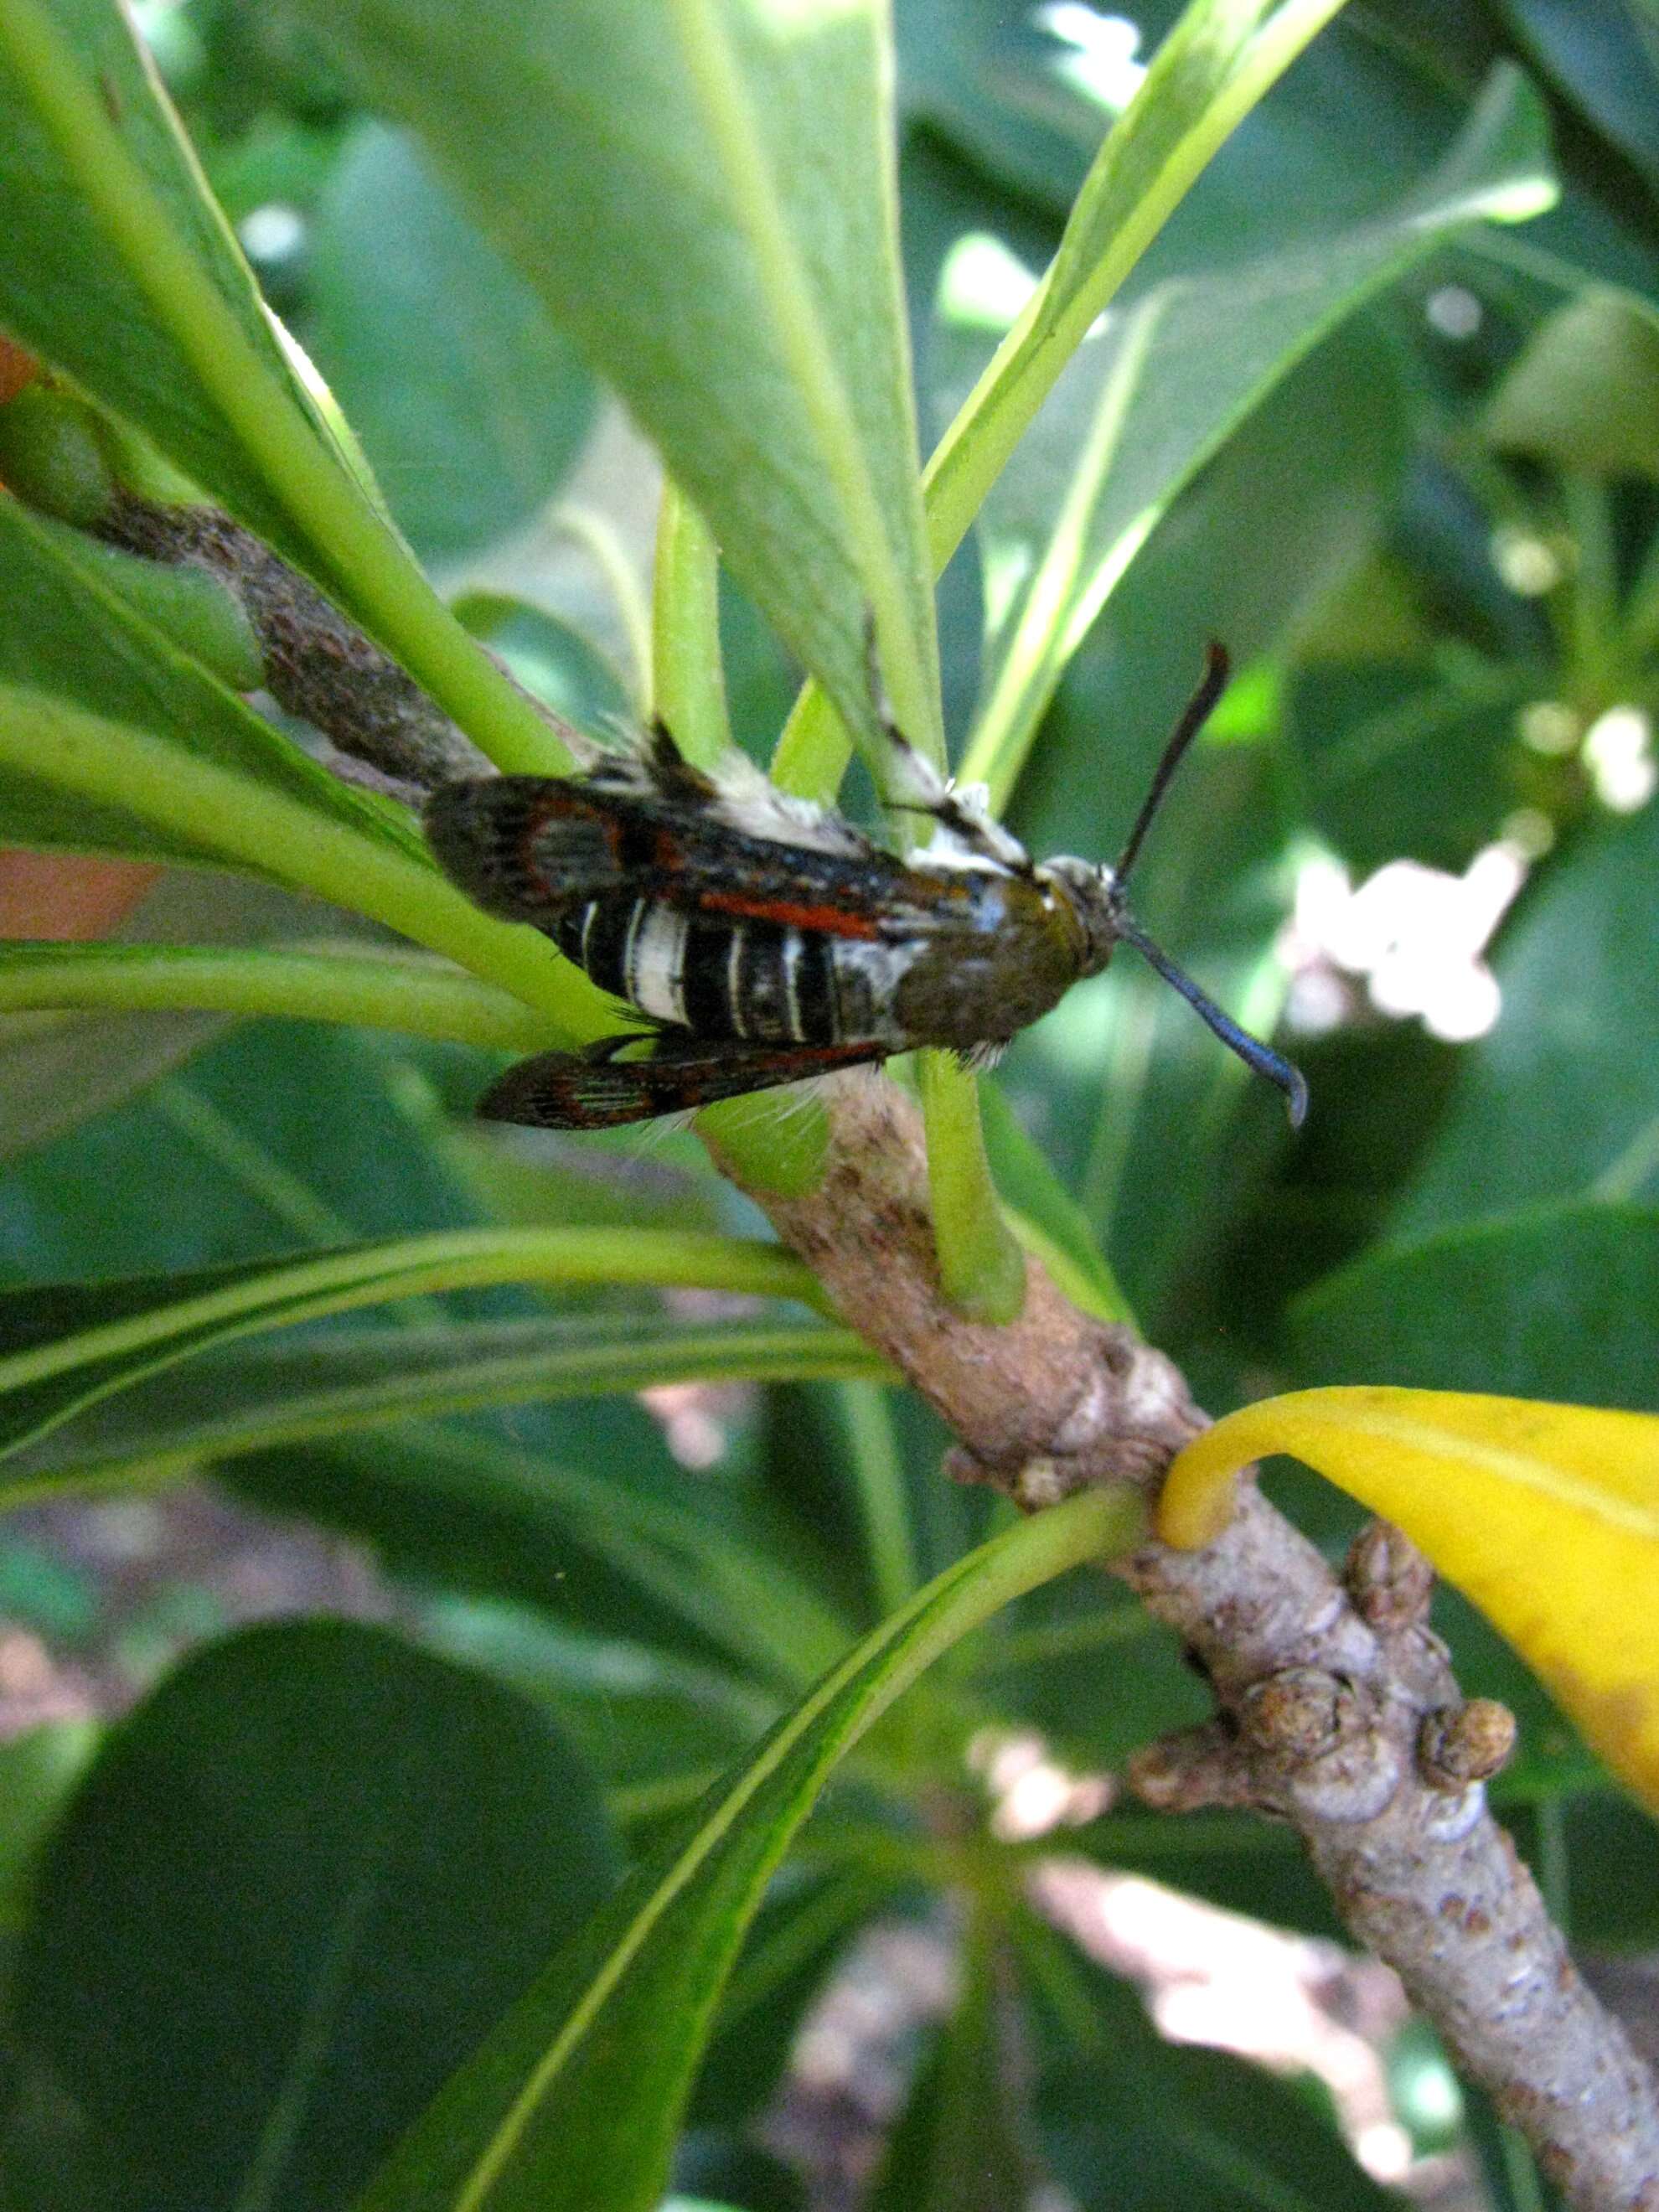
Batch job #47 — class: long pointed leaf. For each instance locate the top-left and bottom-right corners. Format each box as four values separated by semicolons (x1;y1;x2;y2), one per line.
0;1228;824;1464
0;943;556;1048
4;1315;888;1498
955;64;1556;806
355;1484;1143;2212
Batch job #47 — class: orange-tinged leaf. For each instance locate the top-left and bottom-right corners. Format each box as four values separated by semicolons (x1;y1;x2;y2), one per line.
1159;1387;1659;1813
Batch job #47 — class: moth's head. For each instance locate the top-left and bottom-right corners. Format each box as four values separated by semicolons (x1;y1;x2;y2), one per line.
1041;856;1128;976
1040;858;1310;1129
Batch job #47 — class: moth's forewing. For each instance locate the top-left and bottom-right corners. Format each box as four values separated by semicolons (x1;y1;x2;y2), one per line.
424;777;632;925
426;772;964;941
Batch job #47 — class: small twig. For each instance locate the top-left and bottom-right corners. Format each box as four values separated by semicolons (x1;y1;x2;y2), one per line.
96;492;501;797
707;1071;1659;2212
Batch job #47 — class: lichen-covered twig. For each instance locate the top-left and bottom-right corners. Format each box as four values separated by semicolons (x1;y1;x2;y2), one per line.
96;492;500;798
708;1071;1659;2212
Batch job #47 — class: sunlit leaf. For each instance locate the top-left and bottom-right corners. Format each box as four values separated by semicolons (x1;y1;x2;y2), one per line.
0;1;569;776
273;0;940;761
1160;1386;1659;1811
954;63;1555;804
0;0;361;571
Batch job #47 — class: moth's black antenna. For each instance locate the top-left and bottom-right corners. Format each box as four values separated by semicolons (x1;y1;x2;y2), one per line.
1114;642;1230;886
1114;910;1310;1129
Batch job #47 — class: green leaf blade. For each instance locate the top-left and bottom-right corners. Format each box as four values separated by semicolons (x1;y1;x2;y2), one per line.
276;0;939;762
13;1619;621;2212
0;0;356;570
0;1227;827;1469
7;1313;889;1497
356;1486;1142;2212
955;62;1558;807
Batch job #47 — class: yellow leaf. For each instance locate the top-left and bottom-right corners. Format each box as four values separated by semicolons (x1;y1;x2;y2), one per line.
1159;1387;1659;1814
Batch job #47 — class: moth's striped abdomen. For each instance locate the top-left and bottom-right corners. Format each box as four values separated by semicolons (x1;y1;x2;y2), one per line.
556;897;864;1044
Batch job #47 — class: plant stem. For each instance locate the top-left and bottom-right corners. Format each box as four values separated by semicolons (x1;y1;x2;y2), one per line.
838;1379;921;1618
0;943;560;1049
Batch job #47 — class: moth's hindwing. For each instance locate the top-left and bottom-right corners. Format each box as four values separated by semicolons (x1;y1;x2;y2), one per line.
478;1034;884;1129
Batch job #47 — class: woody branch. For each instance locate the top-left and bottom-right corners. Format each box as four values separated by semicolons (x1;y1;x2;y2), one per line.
708;1074;1659;2212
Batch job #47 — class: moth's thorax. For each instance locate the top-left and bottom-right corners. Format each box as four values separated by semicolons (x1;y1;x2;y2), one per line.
887;861;1095;1050
1038;857;1128;975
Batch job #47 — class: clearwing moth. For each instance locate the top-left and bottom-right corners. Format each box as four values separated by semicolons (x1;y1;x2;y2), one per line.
424;646;1308;1131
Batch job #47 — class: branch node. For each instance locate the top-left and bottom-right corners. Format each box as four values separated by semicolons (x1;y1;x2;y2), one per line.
1127;1721;1257;1813
1239;1666;1358;1759
1009;1456;1069;1512
1345;1518;1434;1632
1237;1667;1403;1823
1419;1698;1518;1791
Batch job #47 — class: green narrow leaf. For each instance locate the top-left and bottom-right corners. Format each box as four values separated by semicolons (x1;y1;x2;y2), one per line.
6;1314;889;1497
835;1379;921;1622
773;0;1369;803
977;1078;1129;1323
0;1226;825;1466
357;1486;1143;2212
0;682;606;1033
686;1864;889;2131
0;943;556;1049
954;63;1557;806
923;0;1361;580
275;0;941;767
0;486;409;869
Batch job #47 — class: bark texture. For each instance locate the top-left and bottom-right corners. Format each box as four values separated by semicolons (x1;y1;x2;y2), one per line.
97;494;498;795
